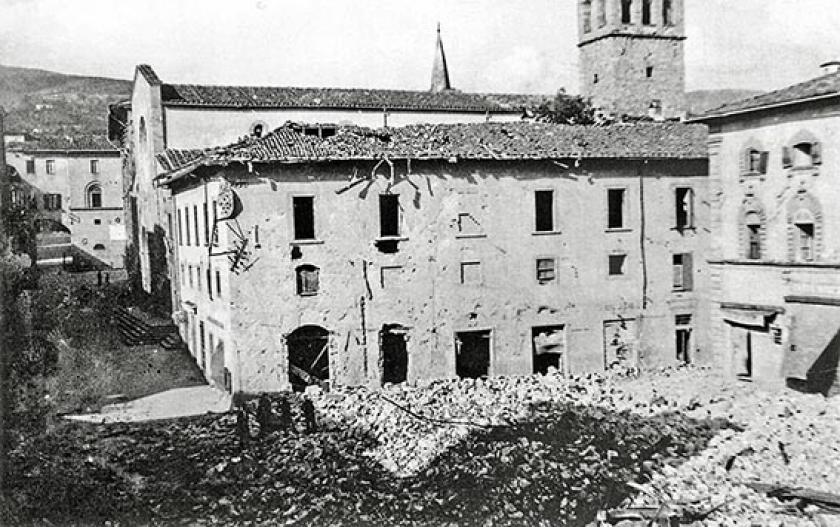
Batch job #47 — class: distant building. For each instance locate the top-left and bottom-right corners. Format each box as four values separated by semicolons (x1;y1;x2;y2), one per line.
109;32;547;307
694;69;840;395
5;136;125;269
578;0;686;120
157;122;708;393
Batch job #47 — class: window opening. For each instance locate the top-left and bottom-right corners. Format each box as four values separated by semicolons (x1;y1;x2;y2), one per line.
608;254;627;276
90;159;99;174
663;0;673;25
536;258;556;285
292;196;315;240
675;187;694;229
535;190;554;232
93;218;101;225
582;0;592;32
455;330;491;379
87;184;102;208
177;209;183;245
185;207;191;246
193;205;199;247
596;0;606;27
381;324;409;384
675;314;692;364
203;203;209;246
747;223;762;260
296;265;320;296
607;188;626;229
26;159;35;174
93;243;105;250
621;0;632;23
646;66;654;78
642;0;652;24
796;222;815;262
216;269;222;297
379;194;400;237
672;253;693;291
46;160;55;175
532;325;566;375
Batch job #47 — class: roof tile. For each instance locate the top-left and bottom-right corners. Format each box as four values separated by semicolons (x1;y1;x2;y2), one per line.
702;71;840;118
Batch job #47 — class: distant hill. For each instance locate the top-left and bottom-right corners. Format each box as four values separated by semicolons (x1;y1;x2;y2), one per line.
685;89;764;117
0;64;131;138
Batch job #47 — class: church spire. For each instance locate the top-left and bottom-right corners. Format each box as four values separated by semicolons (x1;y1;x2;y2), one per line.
430;23;452;93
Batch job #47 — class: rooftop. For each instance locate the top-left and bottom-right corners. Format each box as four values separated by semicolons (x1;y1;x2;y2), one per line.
699;71;840;120
138;65;548;113
157;121;708;184
7;135;118;152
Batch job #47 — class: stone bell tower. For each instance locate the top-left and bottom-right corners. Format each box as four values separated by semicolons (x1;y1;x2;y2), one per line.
577;0;686;119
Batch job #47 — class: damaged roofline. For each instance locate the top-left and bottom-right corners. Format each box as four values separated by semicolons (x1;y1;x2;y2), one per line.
688;92;840;123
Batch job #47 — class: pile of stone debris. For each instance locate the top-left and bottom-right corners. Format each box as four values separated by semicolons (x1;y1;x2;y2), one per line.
310;366;840;525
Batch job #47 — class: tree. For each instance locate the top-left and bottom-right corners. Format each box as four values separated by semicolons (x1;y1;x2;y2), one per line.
535;89;596;125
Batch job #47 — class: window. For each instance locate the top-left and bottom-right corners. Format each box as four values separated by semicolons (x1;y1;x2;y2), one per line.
93;218;102;225
582;0;592;32
675;315;692;364
747;223;762;260
87;184;102;208
193;205;199;247
26;159;35;174
787;142;821;168
593;73;599;84
607;188;626;229
43;193;62;210
197;265;202;292
188;265;194;288
534;190;555;232
649;99;663;119
744;148;768;174
296;265;319;296
199;322;206;370
177;209;183;246
90;159;99;174
10;189;23;205
621;0;632;23
533;326;566;375
93;243;105;251
46;160;55;175
250;122;266;138
596;0;606;27
379;194;400;237
642;0;652;24
181;264;185;285
796;222;815;262
672;253;693;291
536;258;556;285
186;207;192;246
460;261;482;285
646;66;654;78
663;0;673;25
608;254;627;276
292;196;316;240
675;187;694;229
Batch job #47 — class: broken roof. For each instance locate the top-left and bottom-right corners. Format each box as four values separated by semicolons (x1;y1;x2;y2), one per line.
157;121;708;185
698;71;840;120
7;135;118;153
137;65;546;113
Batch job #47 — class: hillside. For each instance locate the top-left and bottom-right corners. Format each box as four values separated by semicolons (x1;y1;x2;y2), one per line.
685;89;764;116
0;64;131;137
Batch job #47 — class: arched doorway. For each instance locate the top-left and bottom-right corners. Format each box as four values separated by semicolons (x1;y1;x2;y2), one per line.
380;324;408;384
287;325;330;391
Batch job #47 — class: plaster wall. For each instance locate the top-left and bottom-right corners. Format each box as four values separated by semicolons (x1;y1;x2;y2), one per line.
170;157;708;393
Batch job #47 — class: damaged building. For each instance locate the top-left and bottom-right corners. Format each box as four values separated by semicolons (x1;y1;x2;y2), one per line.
694;66;840;395
156;122;709;393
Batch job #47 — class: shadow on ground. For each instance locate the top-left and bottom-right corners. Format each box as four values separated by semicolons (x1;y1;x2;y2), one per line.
1;396;737;526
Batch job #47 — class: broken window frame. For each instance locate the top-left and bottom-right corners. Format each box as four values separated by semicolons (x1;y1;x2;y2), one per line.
296;264;320;296
532;325;566;375
536;257;557;285
796;222;815;262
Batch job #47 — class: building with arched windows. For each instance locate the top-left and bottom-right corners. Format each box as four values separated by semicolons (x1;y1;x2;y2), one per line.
694;68;840;396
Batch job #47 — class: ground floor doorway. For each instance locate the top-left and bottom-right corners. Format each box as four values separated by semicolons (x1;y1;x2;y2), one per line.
603;319;637;369
532;325;566;375
455;330;491;379
287;325;330;391
380;324;408;384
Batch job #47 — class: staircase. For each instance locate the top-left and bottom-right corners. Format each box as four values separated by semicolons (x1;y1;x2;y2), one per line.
112;307;184;349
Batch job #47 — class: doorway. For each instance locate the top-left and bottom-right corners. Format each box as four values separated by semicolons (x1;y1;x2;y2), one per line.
603;319;637;369
380;324;408;384
532;325;566;375
287;325;330;391
455;330;491;379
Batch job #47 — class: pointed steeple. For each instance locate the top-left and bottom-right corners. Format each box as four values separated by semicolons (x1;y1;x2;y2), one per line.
430;23;452;93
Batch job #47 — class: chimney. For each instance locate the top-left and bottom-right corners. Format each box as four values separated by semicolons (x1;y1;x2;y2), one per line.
820;61;840;75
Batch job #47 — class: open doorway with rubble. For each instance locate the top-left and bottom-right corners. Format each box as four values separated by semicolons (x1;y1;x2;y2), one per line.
380;324;408;384
455;330;491;379
287;325;330;391
603;319;637;370
532;325;566;375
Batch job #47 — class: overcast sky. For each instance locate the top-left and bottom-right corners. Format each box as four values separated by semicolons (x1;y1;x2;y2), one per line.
1;0;838;94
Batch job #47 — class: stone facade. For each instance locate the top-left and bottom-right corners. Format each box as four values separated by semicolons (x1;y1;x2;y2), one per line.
578;0;686;119
5;145;125;268
699;95;840;395
166;154;708;394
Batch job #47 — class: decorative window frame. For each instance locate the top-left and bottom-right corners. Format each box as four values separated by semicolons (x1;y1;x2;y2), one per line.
739;138;768;180
786;190;823;262
738;196;768;260
783;130;822;171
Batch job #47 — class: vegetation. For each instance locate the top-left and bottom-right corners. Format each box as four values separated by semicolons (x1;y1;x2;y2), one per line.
534;89;596;125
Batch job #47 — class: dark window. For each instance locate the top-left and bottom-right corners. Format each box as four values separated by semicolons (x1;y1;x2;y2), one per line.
646;66;654;78
747;224;761;260
93;243;105;250
320;126;337;139
642;0;652;24
292;196;315;240
193;205;199;246
797;223;815;262
94;218;102;225
379;194;400;237
87;184;102;208
536;258;556;284
675;315;692;364
188;265;194;288
45;160;55;175
199;322;206;370
607;188;626;229
26;159;35;174
177;209;183;245
675;187;694;229
197;265;202;292
296;265;319;296
593;73;599;84
203;203;209;246
663;0;673;25
535;190;554;232
608;254;627;276
621;0;632;23
746;148;768;174
216;269;222;297
185;207;191;246
90;159;99;174
206;267;213;300
582;0;592;32
672;253;693;291
251;123;264;138
43;193;62;210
